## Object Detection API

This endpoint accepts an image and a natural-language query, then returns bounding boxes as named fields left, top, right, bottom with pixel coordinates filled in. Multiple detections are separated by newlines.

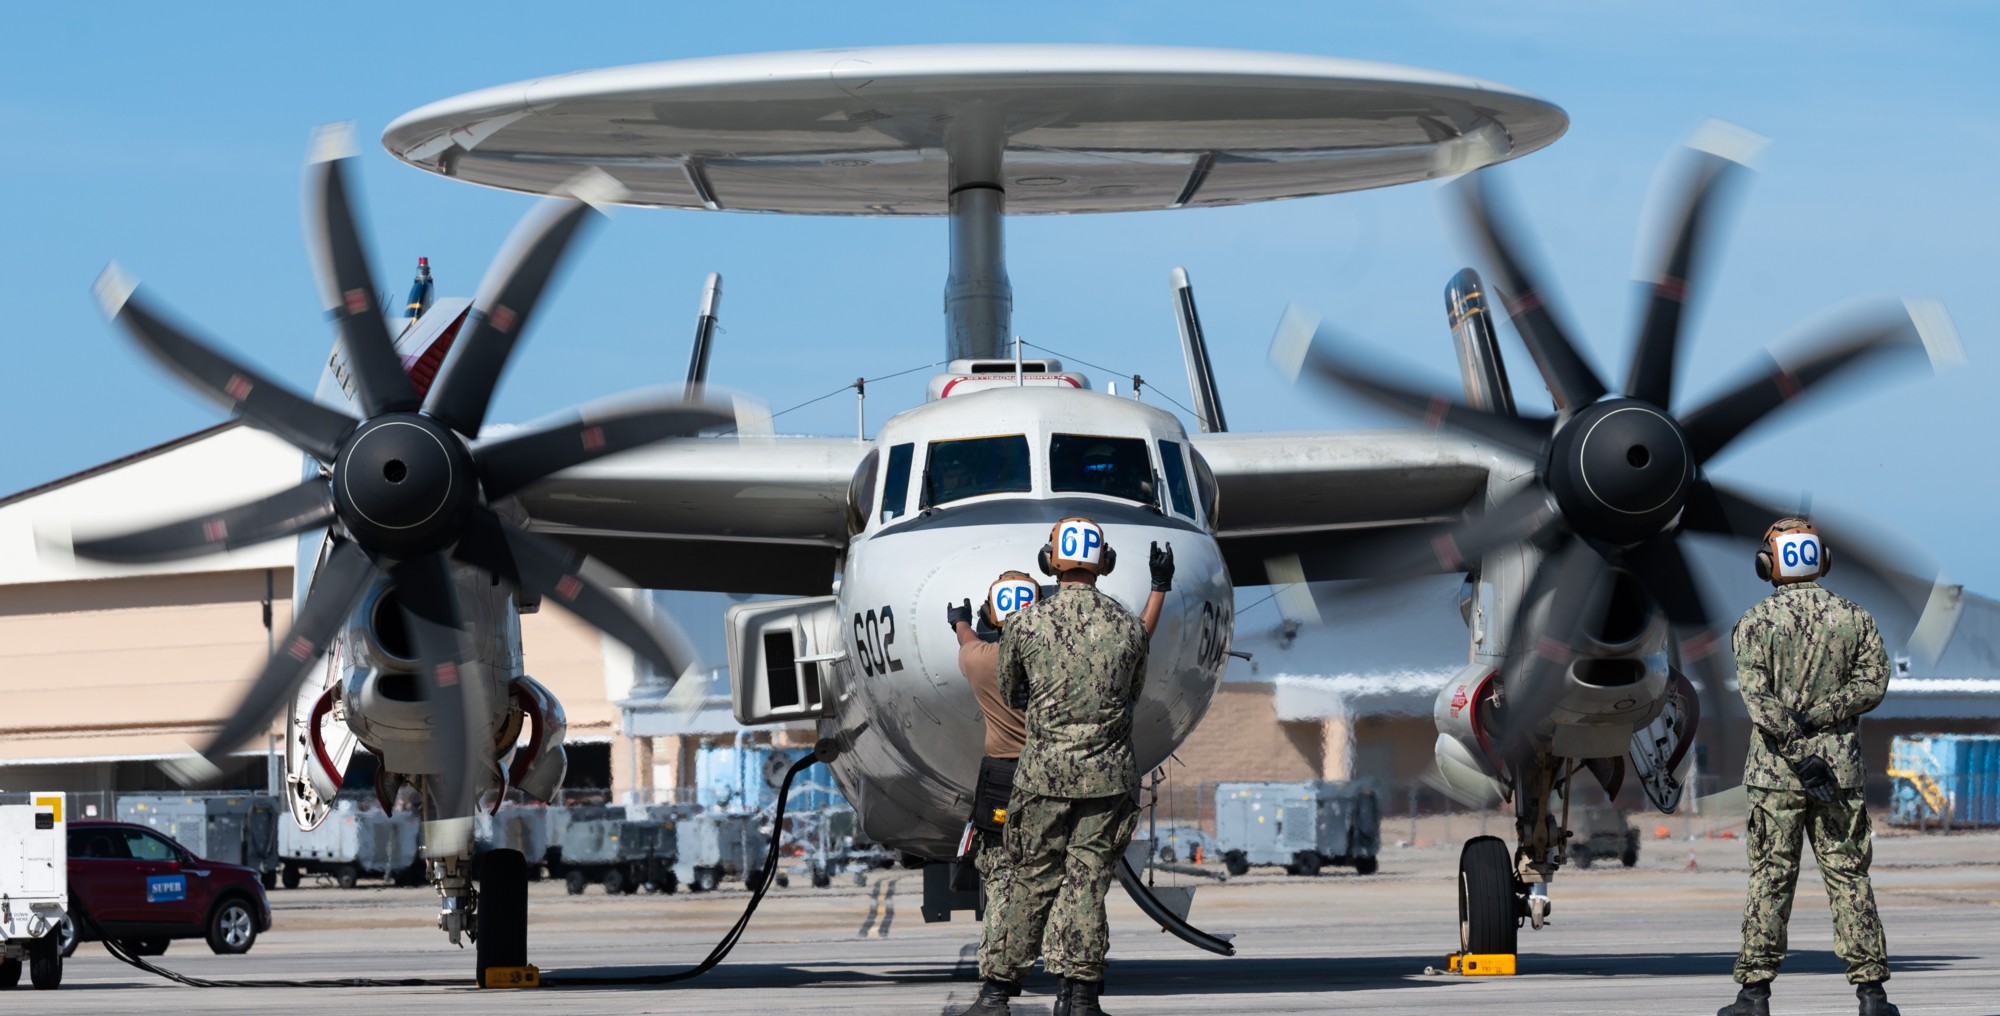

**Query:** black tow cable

left=91, top=752, right=823, bottom=989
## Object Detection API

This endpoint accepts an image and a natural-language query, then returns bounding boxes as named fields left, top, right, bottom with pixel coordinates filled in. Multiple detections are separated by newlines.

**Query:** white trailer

left=277, top=802, right=421, bottom=888
left=1, top=791, right=67, bottom=990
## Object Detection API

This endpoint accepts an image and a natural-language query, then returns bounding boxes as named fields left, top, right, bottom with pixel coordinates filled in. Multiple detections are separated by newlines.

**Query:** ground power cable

left=85, top=751, right=824, bottom=989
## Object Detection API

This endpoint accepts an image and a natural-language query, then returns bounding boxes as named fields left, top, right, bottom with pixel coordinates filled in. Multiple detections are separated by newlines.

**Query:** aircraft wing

left=1191, top=429, right=1521, bottom=585
left=511, top=436, right=866, bottom=595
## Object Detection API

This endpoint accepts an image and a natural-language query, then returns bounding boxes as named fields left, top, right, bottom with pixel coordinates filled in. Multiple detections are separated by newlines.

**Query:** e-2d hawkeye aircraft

left=63, top=46, right=1958, bottom=976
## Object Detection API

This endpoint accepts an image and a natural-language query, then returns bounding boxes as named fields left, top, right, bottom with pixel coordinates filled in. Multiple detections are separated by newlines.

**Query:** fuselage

left=822, top=384, right=1232, bottom=856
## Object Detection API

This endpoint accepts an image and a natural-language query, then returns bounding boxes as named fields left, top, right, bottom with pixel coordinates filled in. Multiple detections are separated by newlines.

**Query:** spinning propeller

left=1274, top=122, right=1961, bottom=761
left=78, top=124, right=731, bottom=834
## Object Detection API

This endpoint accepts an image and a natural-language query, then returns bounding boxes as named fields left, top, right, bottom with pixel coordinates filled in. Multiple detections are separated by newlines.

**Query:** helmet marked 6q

left=1756, top=517, right=1831, bottom=585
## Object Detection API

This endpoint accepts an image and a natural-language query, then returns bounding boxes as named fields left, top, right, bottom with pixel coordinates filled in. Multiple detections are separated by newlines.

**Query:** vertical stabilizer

left=686, top=272, right=722, bottom=397
left=1171, top=268, right=1228, bottom=432
left=1445, top=268, right=1516, bottom=415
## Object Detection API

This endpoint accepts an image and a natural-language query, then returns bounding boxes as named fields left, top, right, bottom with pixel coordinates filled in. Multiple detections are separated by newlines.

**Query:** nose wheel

left=1457, top=835, right=1521, bottom=956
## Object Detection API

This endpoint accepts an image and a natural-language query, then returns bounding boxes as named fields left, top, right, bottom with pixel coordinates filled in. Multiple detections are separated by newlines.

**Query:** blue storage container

left=1889, top=735, right=2000, bottom=827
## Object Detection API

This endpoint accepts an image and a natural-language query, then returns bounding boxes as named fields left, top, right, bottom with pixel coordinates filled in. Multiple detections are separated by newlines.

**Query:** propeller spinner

left=79, top=123, right=731, bottom=843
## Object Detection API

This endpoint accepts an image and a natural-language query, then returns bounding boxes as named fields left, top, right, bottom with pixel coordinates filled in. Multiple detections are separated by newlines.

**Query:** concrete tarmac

left=20, top=828, right=1999, bottom=1015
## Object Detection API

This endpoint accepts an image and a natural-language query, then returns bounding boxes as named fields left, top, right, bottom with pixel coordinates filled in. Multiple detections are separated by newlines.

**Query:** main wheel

left=281, top=865, right=302, bottom=890
left=1, top=956, right=20, bottom=988
left=207, top=897, right=258, bottom=955
left=476, top=848, right=529, bottom=985
left=1458, top=836, right=1519, bottom=956
left=28, top=933, right=61, bottom=990
left=564, top=870, right=589, bottom=895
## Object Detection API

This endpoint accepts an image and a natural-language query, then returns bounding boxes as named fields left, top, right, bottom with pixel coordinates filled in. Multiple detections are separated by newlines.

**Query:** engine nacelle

left=1431, top=663, right=1506, bottom=807
left=338, top=571, right=519, bottom=778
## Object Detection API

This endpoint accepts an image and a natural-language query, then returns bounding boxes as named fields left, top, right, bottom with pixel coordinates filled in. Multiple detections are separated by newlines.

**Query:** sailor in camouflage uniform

left=1720, top=519, right=1898, bottom=1016
left=951, top=517, right=1150, bottom=1016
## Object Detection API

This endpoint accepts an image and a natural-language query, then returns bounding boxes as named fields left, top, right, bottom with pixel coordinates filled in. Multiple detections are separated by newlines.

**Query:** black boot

left=1051, top=978, right=1072, bottom=1016
left=948, top=979, right=1017, bottom=1016
left=1717, top=980, right=1771, bottom=1016
left=1065, top=977, right=1110, bottom=1016
left=1857, top=980, right=1900, bottom=1016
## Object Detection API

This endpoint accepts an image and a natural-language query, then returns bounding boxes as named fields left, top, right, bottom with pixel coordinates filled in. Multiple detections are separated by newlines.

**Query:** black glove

left=1149, top=540, right=1175, bottom=593
left=1783, top=705, right=1818, bottom=740
left=1794, top=754, right=1839, bottom=804
left=946, top=598, right=973, bottom=632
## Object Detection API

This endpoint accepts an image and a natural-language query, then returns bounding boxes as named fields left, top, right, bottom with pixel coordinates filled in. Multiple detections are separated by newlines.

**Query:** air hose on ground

left=89, top=751, right=824, bottom=989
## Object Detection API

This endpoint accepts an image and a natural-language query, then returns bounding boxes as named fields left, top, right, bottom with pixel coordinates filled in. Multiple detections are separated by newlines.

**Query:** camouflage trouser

left=980, top=789, right=1139, bottom=983
left=1735, top=785, right=1890, bottom=985
left=973, top=827, right=1032, bottom=982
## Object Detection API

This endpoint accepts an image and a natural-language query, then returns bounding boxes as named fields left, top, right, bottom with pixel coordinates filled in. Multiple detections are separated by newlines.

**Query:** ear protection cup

left=1755, top=549, right=1774, bottom=583
left=1098, top=545, right=1117, bottom=576
left=1037, top=543, right=1057, bottom=577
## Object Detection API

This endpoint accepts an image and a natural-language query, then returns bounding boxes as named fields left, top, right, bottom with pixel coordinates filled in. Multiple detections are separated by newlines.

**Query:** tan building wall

left=0, top=564, right=639, bottom=798
left=0, top=568, right=292, bottom=764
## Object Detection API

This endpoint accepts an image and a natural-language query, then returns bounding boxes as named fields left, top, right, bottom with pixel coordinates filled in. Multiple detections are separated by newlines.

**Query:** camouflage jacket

left=1732, top=581, right=1889, bottom=790
left=997, top=583, right=1149, bottom=799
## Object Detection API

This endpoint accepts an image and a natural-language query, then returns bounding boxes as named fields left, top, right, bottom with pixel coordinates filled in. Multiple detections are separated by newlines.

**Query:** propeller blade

left=1325, top=486, right=1563, bottom=583
left=425, top=196, right=603, bottom=438
left=1495, top=537, right=1615, bottom=760
left=1679, top=299, right=1961, bottom=464
left=1625, top=534, right=1740, bottom=763
left=473, top=401, right=737, bottom=501
left=1454, top=172, right=1608, bottom=411
left=73, top=478, right=334, bottom=564
left=387, top=553, right=481, bottom=837
left=92, top=267, right=358, bottom=463
left=1625, top=123, right=1763, bottom=409
left=453, top=509, right=700, bottom=681
left=305, top=124, right=420, bottom=417
left=197, top=539, right=377, bottom=766
left=1683, top=480, right=1960, bottom=664
left=1271, top=308, right=1552, bottom=458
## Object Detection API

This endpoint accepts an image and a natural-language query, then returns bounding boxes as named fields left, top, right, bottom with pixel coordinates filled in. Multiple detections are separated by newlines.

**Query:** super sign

left=1058, top=522, right=1103, bottom=563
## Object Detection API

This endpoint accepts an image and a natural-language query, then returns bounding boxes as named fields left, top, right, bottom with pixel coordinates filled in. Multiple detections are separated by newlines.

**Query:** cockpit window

left=1050, top=434, right=1156, bottom=506
left=1158, top=440, right=1195, bottom=519
left=923, top=435, right=1031, bottom=507
left=880, top=443, right=913, bottom=522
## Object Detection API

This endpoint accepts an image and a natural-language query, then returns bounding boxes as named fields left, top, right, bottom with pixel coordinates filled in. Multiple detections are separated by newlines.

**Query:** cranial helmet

left=985, top=571, right=1040, bottom=627
left=1755, top=517, right=1831, bottom=586
left=1038, top=516, right=1116, bottom=577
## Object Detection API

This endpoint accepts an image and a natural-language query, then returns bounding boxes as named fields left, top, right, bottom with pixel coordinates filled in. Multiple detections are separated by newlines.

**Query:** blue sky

left=3, top=3, right=1995, bottom=590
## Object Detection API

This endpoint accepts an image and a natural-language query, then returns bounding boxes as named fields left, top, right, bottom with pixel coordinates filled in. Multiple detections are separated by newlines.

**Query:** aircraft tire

left=1458, top=835, right=1518, bottom=956
left=475, top=849, right=530, bottom=983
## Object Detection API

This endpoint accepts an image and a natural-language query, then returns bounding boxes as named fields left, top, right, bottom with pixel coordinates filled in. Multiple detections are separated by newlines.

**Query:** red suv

left=60, top=821, right=271, bottom=957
